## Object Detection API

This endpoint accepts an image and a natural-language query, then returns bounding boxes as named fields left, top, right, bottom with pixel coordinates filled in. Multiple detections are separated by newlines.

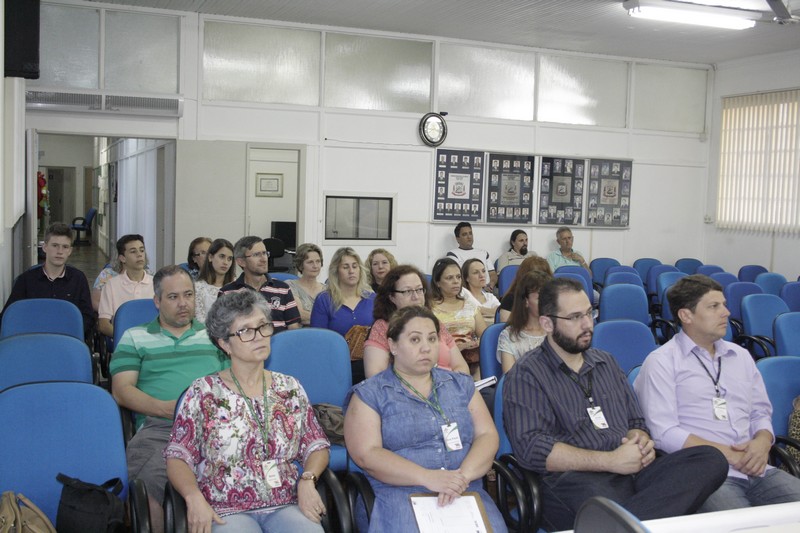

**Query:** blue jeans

left=699, top=468, right=800, bottom=512
left=211, top=505, right=323, bottom=533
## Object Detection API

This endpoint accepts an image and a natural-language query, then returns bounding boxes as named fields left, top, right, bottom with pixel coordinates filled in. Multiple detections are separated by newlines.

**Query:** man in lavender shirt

left=635, top=274, right=800, bottom=512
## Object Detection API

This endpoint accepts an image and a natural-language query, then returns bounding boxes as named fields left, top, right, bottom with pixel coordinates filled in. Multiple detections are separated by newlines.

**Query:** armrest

left=345, top=471, right=375, bottom=526
left=651, top=317, right=678, bottom=344
left=492, top=459, right=529, bottom=531
left=497, top=453, right=542, bottom=530
left=318, top=468, right=353, bottom=533
left=163, top=481, right=187, bottom=533
left=773, top=436, right=800, bottom=478
left=120, top=406, right=137, bottom=447
left=733, top=334, right=772, bottom=359
left=128, top=478, right=151, bottom=533
left=71, top=216, right=86, bottom=225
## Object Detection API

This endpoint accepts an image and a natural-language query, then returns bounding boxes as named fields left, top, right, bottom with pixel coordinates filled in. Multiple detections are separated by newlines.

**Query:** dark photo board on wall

left=538, top=156, right=585, bottom=226
left=586, top=158, right=632, bottom=228
left=433, top=149, right=485, bottom=221
left=486, top=152, right=535, bottom=224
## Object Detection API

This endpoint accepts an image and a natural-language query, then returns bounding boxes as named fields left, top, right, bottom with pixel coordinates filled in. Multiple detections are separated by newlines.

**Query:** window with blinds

left=717, top=89, right=800, bottom=233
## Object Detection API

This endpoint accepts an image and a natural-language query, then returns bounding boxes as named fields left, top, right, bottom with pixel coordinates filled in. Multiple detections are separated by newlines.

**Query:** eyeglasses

left=226, top=323, right=274, bottom=342
left=244, top=251, right=270, bottom=259
left=393, top=287, right=426, bottom=297
left=547, top=309, right=595, bottom=323
left=192, top=251, right=208, bottom=258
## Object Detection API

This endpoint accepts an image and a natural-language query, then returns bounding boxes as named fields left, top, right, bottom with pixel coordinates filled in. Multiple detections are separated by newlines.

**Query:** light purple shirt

left=634, top=330, right=774, bottom=479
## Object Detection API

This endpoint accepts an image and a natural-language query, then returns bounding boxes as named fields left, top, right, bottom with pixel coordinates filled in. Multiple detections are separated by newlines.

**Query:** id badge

left=262, top=459, right=282, bottom=488
left=441, top=422, right=463, bottom=451
left=712, top=397, right=729, bottom=421
left=587, top=406, right=609, bottom=429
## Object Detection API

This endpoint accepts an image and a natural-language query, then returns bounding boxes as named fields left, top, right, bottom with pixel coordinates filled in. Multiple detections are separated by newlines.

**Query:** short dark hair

left=153, top=265, right=194, bottom=300
left=667, top=274, right=723, bottom=327
left=454, top=221, right=472, bottom=238
left=233, top=236, right=263, bottom=259
left=373, top=265, right=431, bottom=321
left=430, top=257, right=462, bottom=302
left=538, top=277, right=584, bottom=321
left=386, top=305, right=440, bottom=343
left=116, top=234, right=145, bottom=256
left=44, top=222, right=73, bottom=243
left=509, top=229, right=526, bottom=250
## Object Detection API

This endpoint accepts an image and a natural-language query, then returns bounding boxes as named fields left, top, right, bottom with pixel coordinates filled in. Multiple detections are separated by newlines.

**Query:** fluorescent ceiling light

left=623, top=0, right=759, bottom=30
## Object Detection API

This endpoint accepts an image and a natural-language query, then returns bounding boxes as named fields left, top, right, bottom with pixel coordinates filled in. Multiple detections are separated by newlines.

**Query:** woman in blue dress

left=344, top=305, right=507, bottom=532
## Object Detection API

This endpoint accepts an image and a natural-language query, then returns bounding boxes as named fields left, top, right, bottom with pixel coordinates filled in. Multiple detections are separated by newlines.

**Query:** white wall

left=704, top=50, right=800, bottom=279
left=38, top=134, right=93, bottom=220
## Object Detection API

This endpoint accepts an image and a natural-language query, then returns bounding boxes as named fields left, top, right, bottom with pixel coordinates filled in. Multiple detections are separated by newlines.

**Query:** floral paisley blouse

left=164, top=371, right=330, bottom=516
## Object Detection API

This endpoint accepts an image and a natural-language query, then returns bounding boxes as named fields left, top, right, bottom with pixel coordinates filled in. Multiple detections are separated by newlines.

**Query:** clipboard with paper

left=409, top=491, right=493, bottom=533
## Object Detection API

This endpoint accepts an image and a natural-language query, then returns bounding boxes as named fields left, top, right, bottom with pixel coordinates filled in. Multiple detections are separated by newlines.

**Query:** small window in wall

left=325, top=196, right=393, bottom=240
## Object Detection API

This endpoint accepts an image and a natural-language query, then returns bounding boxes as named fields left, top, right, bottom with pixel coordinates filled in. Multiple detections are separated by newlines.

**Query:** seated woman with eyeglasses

left=186, top=237, right=212, bottom=279
left=165, top=289, right=330, bottom=533
left=363, top=265, right=469, bottom=379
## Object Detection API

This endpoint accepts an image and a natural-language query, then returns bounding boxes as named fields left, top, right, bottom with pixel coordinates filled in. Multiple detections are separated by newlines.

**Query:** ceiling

left=87, top=0, right=800, bottom=64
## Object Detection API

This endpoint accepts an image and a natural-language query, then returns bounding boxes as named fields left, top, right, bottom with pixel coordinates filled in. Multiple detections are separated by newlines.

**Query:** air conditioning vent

left=25, top=90, right=183, bottom=118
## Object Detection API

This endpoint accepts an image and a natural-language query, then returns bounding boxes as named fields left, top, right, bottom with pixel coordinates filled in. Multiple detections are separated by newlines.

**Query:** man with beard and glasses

left=496, top=229, right=537, bottom=274
left=503, top=277, right=728, bottom=531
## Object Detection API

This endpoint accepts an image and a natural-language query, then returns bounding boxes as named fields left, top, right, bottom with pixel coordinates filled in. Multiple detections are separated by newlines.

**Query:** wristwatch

left=300, top=471, right=318, bottom=485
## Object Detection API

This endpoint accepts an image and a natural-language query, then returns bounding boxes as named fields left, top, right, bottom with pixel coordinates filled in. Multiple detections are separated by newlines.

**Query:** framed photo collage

left=433, top=149, right=632, bottom=229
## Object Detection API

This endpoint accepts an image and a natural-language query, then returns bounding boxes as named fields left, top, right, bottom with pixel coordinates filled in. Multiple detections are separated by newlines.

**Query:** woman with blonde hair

left=365, top=249, right=397, bottom=292
left=286, top=243, right=325, bottom=326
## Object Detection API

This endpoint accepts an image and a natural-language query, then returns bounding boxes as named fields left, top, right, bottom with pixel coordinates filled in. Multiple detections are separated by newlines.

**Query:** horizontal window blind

left=717, top=89, right=800, bottom=233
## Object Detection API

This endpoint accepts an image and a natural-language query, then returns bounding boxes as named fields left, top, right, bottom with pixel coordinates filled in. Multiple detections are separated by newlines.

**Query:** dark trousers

left=539, top=445, right=728, bottom=531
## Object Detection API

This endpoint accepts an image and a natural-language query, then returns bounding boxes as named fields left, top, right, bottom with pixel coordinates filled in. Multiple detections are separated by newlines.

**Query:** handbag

left=55, top=474, right=125, bottom=533
left=0, top=491, right=56, bottom=533
left=345, top=325, right=371, bottom=361
left=787, top=396, right=800, bottom=466
left=313, top=403, right=345, bottom=445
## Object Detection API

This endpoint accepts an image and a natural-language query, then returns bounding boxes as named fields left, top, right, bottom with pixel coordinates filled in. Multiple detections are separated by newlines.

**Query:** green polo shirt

left=109, top=317, right=229, bottom=426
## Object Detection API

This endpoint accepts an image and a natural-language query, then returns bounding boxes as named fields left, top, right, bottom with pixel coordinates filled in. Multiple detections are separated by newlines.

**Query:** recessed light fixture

left=623, top=0, right=759, bottom=30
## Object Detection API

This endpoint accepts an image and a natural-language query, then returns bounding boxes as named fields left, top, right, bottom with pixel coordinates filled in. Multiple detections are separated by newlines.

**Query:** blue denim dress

left=345, top=367, right=507, bottom=532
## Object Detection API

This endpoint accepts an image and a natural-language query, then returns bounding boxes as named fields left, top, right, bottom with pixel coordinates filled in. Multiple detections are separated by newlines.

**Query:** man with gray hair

left=110, top=265, right=228, bottom=532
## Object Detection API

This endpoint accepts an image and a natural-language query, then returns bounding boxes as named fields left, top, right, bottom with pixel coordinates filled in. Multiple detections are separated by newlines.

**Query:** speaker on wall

left=5, top=0, right=40, bottom=79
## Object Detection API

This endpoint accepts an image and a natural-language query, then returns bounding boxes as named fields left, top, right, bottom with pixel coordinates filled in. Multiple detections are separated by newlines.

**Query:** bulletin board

left=433, top=149, right=485, bottom=221
left=537, top=157, right=585, bottom=226
left=485, top=152, right=535, bottom=224
left=586, top=158, right=632, bottom=228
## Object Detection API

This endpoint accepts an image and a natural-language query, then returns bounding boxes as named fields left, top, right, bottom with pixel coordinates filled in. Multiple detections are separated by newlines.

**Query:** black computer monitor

left=271, top=221, right=297, bottom=250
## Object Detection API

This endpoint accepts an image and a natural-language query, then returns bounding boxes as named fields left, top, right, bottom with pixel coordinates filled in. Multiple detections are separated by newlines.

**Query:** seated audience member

left=546, top=227, right=591, bottom=274
left=311, top=247, right=375, bottom=338
left=285, top=243, right=326, bottom=326
left=186, top=237, right=212, bottom=279
left=497, top=270, right=551, bottom=373
left=363, top=265, right=469, bottom=378
left=92, top=254, right=123, bottom=311
left=98, top=234, right=154, bottom=338
left=462, top=258, right=500, bottom=324
left=0, top=222, right=94, bottom=338
left=503, top=277, right=728, bottom=531
left=110, top=265, right=228, bottom=532
left=498, top=256, right=552, bottom=322
left=431, top=258, right=487, bottom=378
left=344, top=306, right=508, bottom=533
left=194, top=238, right=235, bottom=322
left=496, top=229, right=537, bottom=273
left=366, top=248, right=398, bottom=293
left=635, top=274, right=800, bottom=512
left=165, top=289, right=330, bottom=533
left=446, top=221, right=497, bottom=290
left=220, top=236, right=301, bottom=333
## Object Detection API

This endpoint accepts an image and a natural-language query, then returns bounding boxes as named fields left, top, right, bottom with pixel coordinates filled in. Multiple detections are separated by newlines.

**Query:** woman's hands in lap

left=185, top=492, right=225, bottom=533
left=423, top=468, right=469, bottom=506
left=298, top=480, right=326, bottom=523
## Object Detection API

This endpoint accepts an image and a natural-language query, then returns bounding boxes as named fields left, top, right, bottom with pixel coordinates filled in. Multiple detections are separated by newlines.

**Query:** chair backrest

left=675, top=258, right=702, bottom=275
left=270, top=272, right=299, bottom=282
left=479, top=322, right=505, bottom=381
left=598, top=284, right=650, bottom=325
left=657, top=271, right=687, bottom=303
left=755, top=272, right=787, bottom=296
left=773, top=312, right=800, bottom=357
left=710, top=272, right=739, bottom=291
left=267, top=327, right=352, bottom=406
left=0, top=299, right=85, bottom=340
left=646, top=265, right=679, bottom=298
left=592, top=320, right=657, bottom=374
left=627, top=366, right=641, bottom=389
left=632, top=258, right=661, bottom=284
left=84, top=207, right=98, bottom=225
left=112, top=298, right=159, bottom=351
left=606, top=265, right=640, bottom=279
left=723, top=282, right=763, bottom=323
left=738, top=264, right=768, bottom=283
left=696, top=264, right=724, bottom=276
left=574, top=496, right=650, bottom=533
left=756, top=356, right=800, bottom=438
left=741, top=293, right=789, bottom=357
left=590, top=258, right=620, bottom=288
left=555, top=266, right=593, bottom=302
left=0, top=382, right=129, bottom=523
left=493, top=375, right=514, bottom=456
left=497, top=265, right=518, bottom=297
left=0, top=334, right=93, bottom=391
left=780, top=282, right=800, bottom=313
left=604, top=271, right=644, bottom=290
